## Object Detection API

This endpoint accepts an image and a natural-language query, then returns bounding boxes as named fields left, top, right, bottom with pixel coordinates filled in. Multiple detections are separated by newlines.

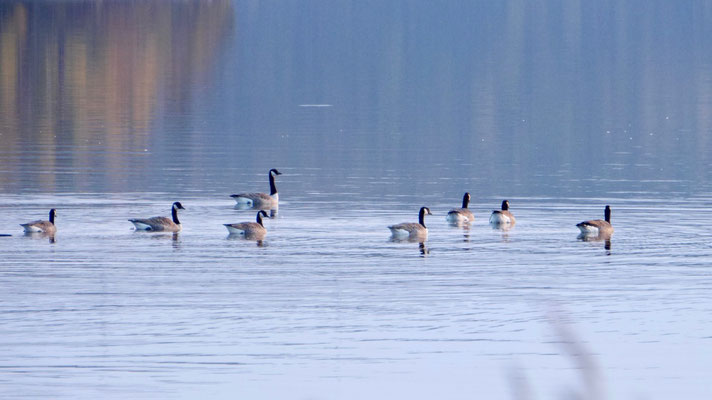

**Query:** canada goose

left=20, top=209, right=57, bottom=234
left=129, top=202, right=185, bottom=232
left=446, top=192, right=475, bottom=223
left=230, top=169, right=282, bottom=207
left=489, top=200, right=515, bottom=225
left=577, top=205, right=614, bottom=236
left=224, top=210, right=269, bottom=238
left=389, top=207, right=433, bottom=239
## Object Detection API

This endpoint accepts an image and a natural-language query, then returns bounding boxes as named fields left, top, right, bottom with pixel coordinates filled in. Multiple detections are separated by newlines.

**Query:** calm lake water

left=1, top=1, right=712, bottom=399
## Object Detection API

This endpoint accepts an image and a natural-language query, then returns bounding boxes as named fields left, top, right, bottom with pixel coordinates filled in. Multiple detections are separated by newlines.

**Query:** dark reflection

left=133, top=230, right=180, bottom=241
left=0, top=234, right=12, bottom=237
left=577, top=233, right=613, bottom=254
left=449, top=222, right=471, bottom=242
left=226, top=233, right=267, bottom=247
left=490, top=222, right=514, bottom=232
left=23, top=232, right=55, bottom=243
left=419, top=242, right=429, bottom=257
left=447, top=219, right=472, bottom=228
left=494, top=231, right=511, bottom=243
left=389, top=236, right=429, bottom=256
left=233, top=203, right=279, bottom=218
left=227, top=231, right=266, bottom=241
left=389, top=236, right=426, bottom=244
left=460, top=224, right=471, bottom=243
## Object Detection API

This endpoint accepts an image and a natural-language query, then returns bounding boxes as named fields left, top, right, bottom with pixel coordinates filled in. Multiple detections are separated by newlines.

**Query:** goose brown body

left=224, top=210, right=268, bottom=239
left=577, top=205, right=614, bottom=236
left=230, top=169, right=282, bottom=207
left=489, top=200, right=515, bottom=225
left=129, top=202, right=185, bottom=232
left=447, top=192, right=474, bottom=223
left=21, top=209, right=57, bottom=234
left=389, top=207, right=433, bottom=239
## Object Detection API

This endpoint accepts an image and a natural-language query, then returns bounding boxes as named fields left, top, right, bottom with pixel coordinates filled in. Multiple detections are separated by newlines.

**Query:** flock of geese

left=10, top=168, right=615, bottom=242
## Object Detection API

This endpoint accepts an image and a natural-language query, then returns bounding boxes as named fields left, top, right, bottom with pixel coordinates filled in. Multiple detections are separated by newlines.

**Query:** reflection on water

left=455, top=224, right=471, bottom=243
left=1, top=1, right=711, bottom=197
left=490, top=222, right=515, bottom=232
left=227, top=233, right=267, bottom=247
left=418, top=241, right=429, bottom=256
left=233, top=203, right=279, bottom=216
left=0, top=1, right=234, bottom=192
left=2, top=196, right=712, bottom=399
left=22, top=231, right=55, bottom=243
left=578, top=232, right=613, bottom=253
left=2, top=1, right=712, bottom=399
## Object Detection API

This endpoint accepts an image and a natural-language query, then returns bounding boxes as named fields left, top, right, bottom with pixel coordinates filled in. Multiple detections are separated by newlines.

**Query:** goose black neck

left=172, top=205, right=181, bottom=224
left=269, top=171, right=278, bottom=195
left=604, top=205, right=611, bottom=223
left=501, top=200, right=509, bottom=211
left=256, top=211, right=266, bottom=227
left=49, top=209, right=55, bottom=224
left=419, top=207, right=427, bottom=228
left=462, top=193, right=470, bottom=209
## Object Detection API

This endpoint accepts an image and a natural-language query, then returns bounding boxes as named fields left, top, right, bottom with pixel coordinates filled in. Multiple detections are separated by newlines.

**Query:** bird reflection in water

left=23, top=232, right=56, bottom=244
left=227, top=232, right=267, bottom=247
left=133, top=231, right=181, bottom=250
left=448, top=219, right=471, bottom=243
left=460, top=224, right=471, bottom=243
left=389, top=236, right=429, bottom=256
left=577, top=232, right=612, bottom=254
left=490, top=222, right=514, bottom=232
left=491, top=228, right=511, bottom=243
left=419, top=242, right=429, bottom=256
left=233, top=203, right=278, bottom=218
left=153, top=232, right=181, bottom=249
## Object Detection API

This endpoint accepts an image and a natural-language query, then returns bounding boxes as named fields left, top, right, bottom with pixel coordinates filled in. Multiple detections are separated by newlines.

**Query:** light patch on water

left=2, top=196, right=712, bottom=399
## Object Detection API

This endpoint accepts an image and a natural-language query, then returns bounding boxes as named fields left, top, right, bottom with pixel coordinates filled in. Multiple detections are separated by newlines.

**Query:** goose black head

left=462, top=193, right=471, bottom=208
left=256, top=210, right=269, bottom=226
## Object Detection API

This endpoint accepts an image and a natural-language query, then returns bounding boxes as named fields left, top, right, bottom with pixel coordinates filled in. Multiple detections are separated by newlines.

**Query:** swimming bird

left=129, top=202, right=185, bottom=232
left=389, top=207, right=433, bottom=239
left=577, top=205, right=614, bottom=236
left=224, top=210, right=269, bottom=239
left=489, top=200, right=515, bottom=226
left=20, top=209, right=57, bottom=234
left=230, top=169, right=282, bottom=208
left=446, top=192, right=475, bottom=224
